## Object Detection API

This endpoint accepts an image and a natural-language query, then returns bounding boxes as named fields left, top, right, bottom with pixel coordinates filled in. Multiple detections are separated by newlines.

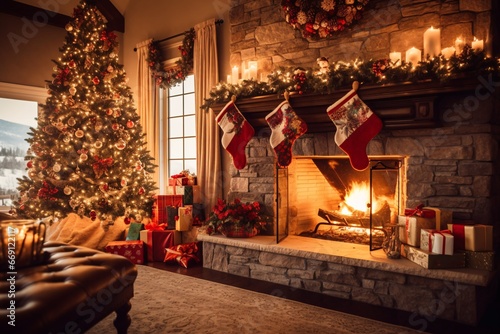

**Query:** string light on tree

left=14, top=0, right=158, bottom=225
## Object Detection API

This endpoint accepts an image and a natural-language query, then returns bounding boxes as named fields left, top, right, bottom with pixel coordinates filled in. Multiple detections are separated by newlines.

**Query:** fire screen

left=278, top=156, right=405, bottom=249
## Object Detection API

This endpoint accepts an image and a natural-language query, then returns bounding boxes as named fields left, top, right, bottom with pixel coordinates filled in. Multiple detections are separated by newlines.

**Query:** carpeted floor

left=87, top=265, right=422, bottom=334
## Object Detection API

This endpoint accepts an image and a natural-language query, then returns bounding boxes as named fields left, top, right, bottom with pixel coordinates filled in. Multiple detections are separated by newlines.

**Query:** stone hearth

left=199, top=233, right=497, bottom=328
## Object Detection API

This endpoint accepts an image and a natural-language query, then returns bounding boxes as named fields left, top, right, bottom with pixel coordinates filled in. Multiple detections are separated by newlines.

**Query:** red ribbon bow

left=92, top=156, right=114, bottom=178
left=404, top=204, right=436, bottom=218
left=145, top=221, right=165, bottom=231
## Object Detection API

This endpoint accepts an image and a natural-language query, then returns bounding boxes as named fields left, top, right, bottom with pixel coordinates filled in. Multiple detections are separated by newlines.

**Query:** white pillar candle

left=471, top=37, right=484, bottom=51
left=248, top=61, right=258, bottom=80
left=454, top=37, right=465, bottom=54
left=423, top=26, right=441, bottom=58
left=405, top=47, right=422, bottom=67
left=231, top=66, right=239, bottom=85
left=389, top=51, right=401, bottom=66
left=441, top=46, right=456, bottom=59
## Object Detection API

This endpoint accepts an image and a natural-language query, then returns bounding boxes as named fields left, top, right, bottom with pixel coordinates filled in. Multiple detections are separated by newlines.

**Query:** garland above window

left=281, top=0, right=370, bottom=39
left=201, top=45, right=500, bottom=110
left=147, top=28, right=195, bottom=89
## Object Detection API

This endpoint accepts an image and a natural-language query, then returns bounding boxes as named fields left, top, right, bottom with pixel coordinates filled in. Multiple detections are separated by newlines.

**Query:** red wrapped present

left=398, top=206, right=452, bottom=247
left=105, top=240, right=145, bottom=264
left=139, top=229, right=181, bottom=262
left=447, top=224, right=493, bottom=251
left=420, top=229, right=454, bottom=255
left=152, top=195, right=183, bottom=224
left=164, top=242, right=201, bottom=268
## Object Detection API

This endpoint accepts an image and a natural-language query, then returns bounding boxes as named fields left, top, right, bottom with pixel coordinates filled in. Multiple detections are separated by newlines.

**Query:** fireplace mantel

left=211, top=76, right=480, bottom=132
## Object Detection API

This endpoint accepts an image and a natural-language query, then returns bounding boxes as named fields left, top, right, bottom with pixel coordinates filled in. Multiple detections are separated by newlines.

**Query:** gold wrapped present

left=401, top=244, right=465, bottom=269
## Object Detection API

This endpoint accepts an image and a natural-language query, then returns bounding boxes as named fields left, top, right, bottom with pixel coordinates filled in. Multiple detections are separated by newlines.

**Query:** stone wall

left=201, top=237, right=493, bottom=325
left=229, top=0, right=493, bottom=76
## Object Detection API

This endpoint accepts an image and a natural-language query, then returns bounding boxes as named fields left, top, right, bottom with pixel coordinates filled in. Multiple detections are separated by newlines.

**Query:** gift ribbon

left=144, top=221, right=165, bottom=231
left=404, top=204, right=436, bottom=219
left=426, top=229, right=452, bottom=254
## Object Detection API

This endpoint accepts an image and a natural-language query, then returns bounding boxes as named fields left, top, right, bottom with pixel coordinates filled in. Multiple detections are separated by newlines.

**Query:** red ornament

left=126, top=120, right=134, bottom=128
left=92, top=76, right=100, bottom=85
left=124, top=217, right=131, bottom=225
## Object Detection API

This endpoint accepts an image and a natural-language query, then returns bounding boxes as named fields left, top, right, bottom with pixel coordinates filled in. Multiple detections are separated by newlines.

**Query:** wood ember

left=300, top=226, right=387, bottom=247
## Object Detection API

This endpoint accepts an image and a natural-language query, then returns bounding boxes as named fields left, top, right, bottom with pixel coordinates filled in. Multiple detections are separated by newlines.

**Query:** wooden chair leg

left=113, top=301, right=132, bottom=334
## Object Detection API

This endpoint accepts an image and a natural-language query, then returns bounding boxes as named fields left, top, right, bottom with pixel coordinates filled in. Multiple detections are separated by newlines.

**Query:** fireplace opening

left=282, top=156, right=406, bottom=248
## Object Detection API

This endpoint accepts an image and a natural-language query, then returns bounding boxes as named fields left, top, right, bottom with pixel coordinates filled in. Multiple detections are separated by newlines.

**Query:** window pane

left=184, top=75, right=194, bottom=93
left=184, top=160, right=196, bottom=174
left=169, top=117, right=183, bottom=138
left=168, top=96, right=183, bottom=117
left=184, top=115, right=195, bottom=137
left=184, top=137, right=196, bottom=159
left=169, top=138, right=183, bottom=159
left=169, top=83, right=182, bottom=96
left=184, top=93, right=195, bottom=115
left=169, top=160, right=184, bottom=177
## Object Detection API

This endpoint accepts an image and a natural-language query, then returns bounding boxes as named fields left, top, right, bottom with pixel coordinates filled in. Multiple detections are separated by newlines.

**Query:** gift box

left=176, top=206, right=193, bottom=231
left=401, top=244, right=465, bottom=269
left=447, top=224, right=493, bottom=251
left=420, top=229, right=454, bottom=255
left=105, top=240, right=145, bottom=264
left=152, top=195, right=183, bottom=225
left=140, top=230, right=182, bottom=262
left=166, top=206, right=178, bottom=230
left=398, top=206, right=452, bottom=247
left=125, top=222, right=144, bottom=240
left=462, top=250, right=495, bottom=271
left=182, top=185, right=201, bottom=205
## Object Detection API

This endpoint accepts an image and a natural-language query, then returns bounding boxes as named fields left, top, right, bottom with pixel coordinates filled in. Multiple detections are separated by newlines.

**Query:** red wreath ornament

left=281, top=0, right=370, bottom=39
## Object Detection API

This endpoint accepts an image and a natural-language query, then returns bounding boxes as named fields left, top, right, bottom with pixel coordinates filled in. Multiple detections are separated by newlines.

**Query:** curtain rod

left=134, top=19, right=223, bottom=52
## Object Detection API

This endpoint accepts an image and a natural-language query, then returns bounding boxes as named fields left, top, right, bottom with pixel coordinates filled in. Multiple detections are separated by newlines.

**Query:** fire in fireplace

left=283, top=156, right=406, bottom=249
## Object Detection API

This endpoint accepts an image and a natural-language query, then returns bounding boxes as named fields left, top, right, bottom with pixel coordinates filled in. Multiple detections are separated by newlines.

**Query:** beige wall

left=0, top=0, right=232, bottom=97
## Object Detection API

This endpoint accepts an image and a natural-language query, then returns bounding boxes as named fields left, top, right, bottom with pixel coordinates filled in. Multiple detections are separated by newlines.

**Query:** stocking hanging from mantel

left=216, top=99, right=255, bottom=170
left=266, top=97, right=308, bottom=168
left=326, top=82, right=382, bottom=171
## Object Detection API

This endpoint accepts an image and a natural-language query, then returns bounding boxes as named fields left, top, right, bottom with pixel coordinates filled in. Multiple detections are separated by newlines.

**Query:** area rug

left=87, top=265, right=421, bottom=334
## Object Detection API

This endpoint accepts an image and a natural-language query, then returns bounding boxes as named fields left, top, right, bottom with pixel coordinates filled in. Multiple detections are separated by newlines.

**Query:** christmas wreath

left=281, top=0, right=370, bottom=39
left=147, top=28, right=195, bottom=89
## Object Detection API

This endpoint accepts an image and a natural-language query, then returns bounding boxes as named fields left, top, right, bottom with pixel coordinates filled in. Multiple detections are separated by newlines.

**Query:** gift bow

left=404, top=204, right=436, bottom=218
left=144, top=221, right=165, bottom=231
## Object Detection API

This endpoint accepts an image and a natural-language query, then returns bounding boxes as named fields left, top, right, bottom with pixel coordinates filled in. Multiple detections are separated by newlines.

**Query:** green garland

left=147, top=28, right=195, bottom=89
left=201, top=45, right=500, bottom=110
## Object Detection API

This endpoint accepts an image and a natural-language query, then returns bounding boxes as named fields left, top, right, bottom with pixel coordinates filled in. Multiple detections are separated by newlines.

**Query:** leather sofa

left=0, top=241, right=137, bottom=333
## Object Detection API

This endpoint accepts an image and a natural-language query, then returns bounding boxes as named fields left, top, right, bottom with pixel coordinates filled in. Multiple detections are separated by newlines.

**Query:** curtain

left=136, top=39, right=160, bottom=186
left=194, top=19, right=221, bottom=216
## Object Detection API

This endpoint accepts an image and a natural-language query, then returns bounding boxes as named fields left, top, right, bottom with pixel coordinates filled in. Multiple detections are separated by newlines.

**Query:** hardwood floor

left=148, top=261, right=500, bottom=334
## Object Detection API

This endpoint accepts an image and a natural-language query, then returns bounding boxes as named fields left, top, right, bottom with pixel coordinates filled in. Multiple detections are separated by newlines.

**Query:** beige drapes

left=136, top=38, right=160, bottom=186
left=194, top=19, right=222, bottom=215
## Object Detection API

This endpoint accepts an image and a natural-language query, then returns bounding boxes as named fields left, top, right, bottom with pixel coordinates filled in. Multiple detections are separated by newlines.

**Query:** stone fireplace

left=200, top=0, right=499, bottom=328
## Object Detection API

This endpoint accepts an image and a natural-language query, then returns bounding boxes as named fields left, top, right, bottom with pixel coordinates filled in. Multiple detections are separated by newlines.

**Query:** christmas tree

left=15, top=0, right=157, bottom=225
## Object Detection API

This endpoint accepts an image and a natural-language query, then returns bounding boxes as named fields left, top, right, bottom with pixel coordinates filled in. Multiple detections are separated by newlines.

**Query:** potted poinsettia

left=205, top=198, right=266, bottom=237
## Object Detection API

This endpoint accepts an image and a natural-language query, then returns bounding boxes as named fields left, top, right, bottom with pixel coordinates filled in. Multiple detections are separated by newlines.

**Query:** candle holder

left=0, top=220, right=47, bottom=269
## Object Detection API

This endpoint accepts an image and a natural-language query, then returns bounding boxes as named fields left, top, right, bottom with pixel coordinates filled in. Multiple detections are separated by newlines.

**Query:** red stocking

left=326, top=88, right=382, bottom=171
left=266, top=100, right=308, bottom=167
left=216, top=100, right=255, bottom=170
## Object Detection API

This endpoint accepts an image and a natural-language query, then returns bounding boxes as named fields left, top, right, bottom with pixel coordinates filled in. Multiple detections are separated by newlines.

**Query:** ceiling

left=1, top=0, right=129, bottom=32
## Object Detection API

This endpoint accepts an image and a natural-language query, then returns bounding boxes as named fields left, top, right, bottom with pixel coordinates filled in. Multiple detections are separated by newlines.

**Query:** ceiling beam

left=0, top=0, right=125, bottom=33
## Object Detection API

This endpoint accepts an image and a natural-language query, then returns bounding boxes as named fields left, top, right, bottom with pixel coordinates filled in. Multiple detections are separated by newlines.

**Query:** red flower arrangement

left=281, top=0, right=370, bottom=39
left=205, top=198, right=266, bottom=236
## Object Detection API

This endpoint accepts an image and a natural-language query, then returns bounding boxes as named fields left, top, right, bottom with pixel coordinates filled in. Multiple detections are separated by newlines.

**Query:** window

left=159, top=74, right=196, bottom=189
left=0, top=96, right=38, bottom=211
